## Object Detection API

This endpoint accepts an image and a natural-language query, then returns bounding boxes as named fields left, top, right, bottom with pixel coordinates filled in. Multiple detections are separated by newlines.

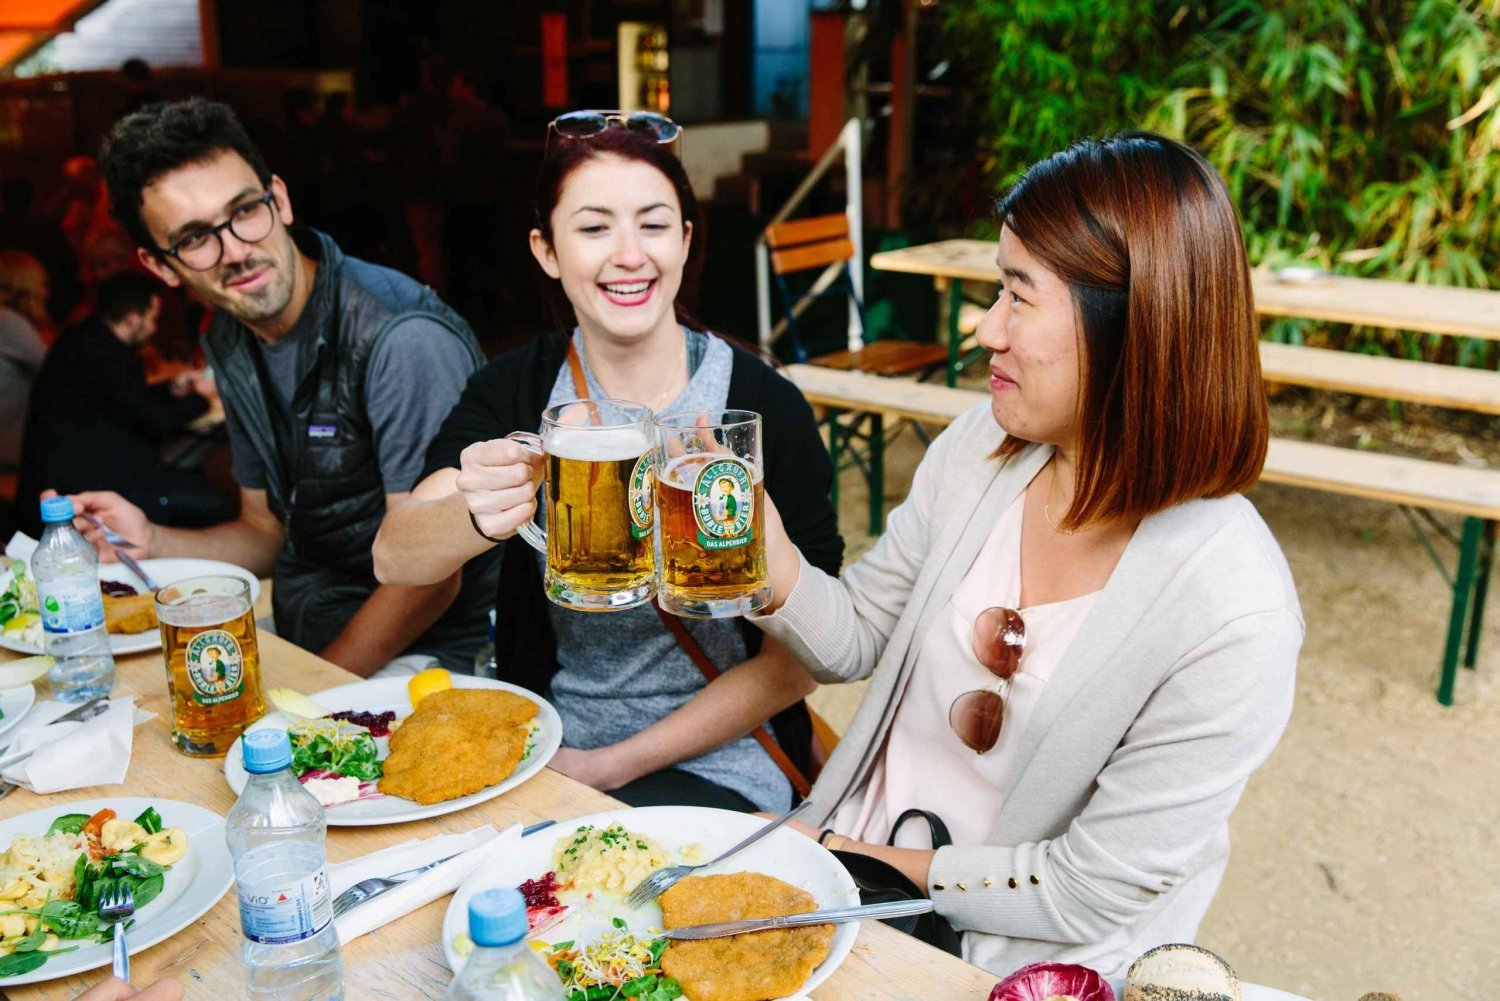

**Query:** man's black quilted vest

left=203, top=229, right=482, bottom=652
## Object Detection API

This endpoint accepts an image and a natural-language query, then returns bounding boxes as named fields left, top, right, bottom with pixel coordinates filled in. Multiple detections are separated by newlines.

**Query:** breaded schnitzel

left=659, top=872, right=833, bottom=1001
left=377, top=689, right=537, bottom=804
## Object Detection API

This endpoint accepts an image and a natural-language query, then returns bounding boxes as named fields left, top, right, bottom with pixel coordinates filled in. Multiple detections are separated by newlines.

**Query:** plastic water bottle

left=32, top=496, right=115, bottom=702
left=227, top=729, right=345, bottom=1000
left=445, top=889, right=563, bottom=1000
left=474, top=608, right=497, bottom=679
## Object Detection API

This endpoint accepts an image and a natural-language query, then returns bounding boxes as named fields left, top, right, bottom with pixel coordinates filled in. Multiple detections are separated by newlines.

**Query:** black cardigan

left=421, top=331, right=845, bottom=766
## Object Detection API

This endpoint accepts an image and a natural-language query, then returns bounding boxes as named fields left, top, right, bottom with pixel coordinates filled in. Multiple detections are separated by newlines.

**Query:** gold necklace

left=589, top=333, right=686, bottom=409
left=1043, top=464, right=1076, bottom=536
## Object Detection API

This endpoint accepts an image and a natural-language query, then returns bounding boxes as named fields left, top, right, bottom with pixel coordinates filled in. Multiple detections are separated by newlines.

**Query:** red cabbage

left=989, top=962, right=1116, bottom=1001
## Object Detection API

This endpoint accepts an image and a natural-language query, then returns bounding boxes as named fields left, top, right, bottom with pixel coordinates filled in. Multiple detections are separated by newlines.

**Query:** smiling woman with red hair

left=751, top=133, right=1303, bottom=977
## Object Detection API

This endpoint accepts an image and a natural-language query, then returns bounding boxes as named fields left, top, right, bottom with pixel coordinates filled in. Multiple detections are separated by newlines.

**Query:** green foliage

left=942, top=0, right=1500, bottom=364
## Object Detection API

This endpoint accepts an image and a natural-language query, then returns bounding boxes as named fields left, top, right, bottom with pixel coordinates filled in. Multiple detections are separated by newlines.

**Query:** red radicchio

left=988, top=962, right=1116, bottom=1001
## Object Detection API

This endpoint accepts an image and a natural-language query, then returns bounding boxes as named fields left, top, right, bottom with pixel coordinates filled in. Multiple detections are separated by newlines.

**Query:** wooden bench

left=783, top=363, right=1499, bottom=705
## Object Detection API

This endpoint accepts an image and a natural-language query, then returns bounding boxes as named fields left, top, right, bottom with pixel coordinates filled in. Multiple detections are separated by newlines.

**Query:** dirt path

left=808, top=426, right=1500, bottom=1001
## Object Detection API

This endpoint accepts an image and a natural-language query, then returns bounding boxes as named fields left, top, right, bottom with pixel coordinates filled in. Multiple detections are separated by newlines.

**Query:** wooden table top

left=0, top=635, right=998, bottom=1000
left=870, top=238, right=1500, bottom=340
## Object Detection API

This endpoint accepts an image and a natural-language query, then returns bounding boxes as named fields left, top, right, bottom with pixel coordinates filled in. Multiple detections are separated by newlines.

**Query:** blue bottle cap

left=468, top=888, right=529, bottom=948
left=39, top=497, right=75, bottom=524
left=242, top=729, right=293, bottom=774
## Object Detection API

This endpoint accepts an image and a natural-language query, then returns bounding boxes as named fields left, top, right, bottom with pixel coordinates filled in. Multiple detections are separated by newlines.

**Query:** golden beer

left=544, top=425, right=656, bottom=602
left=509, top=400, right=659, bottom=612
left=655, top=451, right=771, bottom=617
left=155, top=576, right=265, bottom=756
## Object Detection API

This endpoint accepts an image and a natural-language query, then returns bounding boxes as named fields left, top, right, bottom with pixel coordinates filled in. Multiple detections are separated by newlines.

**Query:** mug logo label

left=693, top=458, right=753, bottom=550
left=629, top=453, right=654, bottom=539
left=186, top=630, right=245, bottom=705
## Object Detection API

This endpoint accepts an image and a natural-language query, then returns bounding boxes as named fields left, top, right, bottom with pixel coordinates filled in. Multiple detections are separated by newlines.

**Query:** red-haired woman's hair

left=533, top=126, right=703, bottom=326
left=994, top=132, right=1268, bottom=530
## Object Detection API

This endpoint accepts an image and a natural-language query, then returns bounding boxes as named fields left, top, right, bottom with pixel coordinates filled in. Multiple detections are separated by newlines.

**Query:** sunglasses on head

left=545, top=110, right=682, bottom=155
left=949, top=606, right=1027, bottom=754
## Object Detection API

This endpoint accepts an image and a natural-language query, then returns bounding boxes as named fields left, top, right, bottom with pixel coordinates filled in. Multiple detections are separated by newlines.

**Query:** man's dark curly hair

left=99, top=98, right=273, bottom=256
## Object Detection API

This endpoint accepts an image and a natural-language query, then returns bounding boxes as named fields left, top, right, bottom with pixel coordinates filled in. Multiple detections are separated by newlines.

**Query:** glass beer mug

left=653, top=409, right=771, bottom=618
left=508, top=399, right=658, bottom=611
left=155, top=574, right=265, bottom=755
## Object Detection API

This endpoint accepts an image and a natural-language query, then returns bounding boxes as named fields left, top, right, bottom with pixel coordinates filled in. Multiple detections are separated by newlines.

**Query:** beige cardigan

left=753, top=402, right=1303, bottom=978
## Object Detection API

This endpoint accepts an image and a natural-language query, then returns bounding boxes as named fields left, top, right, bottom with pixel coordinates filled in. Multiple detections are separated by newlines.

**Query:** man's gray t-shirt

left=226, top=313, right=478, bottom=494
left=539, top=328, right=791, bottom=813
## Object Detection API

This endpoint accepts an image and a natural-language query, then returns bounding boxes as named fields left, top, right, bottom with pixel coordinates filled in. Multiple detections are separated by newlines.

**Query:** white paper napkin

left=5, top=531, right=38, bottom=561
left=329, top=822, right=522, bottom=945
left=0, top=697, right=154, bottom=793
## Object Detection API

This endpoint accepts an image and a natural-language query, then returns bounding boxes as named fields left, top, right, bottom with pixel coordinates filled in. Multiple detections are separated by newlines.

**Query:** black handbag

left=832, top=808, right=962, bottom=956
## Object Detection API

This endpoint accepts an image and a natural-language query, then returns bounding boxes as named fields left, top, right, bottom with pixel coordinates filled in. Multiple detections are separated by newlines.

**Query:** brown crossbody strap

left=566, top=340, right=812, bottom=799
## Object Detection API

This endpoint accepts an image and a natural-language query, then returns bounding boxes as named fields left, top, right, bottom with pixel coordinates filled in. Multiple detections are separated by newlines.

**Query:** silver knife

left=662, top=899, right=934, bottom=940
left=115, top=551, right=160, bottom=592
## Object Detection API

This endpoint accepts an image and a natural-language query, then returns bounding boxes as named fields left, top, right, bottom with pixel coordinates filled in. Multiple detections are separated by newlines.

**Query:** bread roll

left=1123, top=943, right=1242, bottom=1001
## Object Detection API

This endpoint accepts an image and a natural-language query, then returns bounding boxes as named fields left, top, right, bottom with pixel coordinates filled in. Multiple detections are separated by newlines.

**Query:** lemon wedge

left=0, top=654, right=53, bottom=689
left=267, top=688, right=331, bottom=721
left=407, top=667, right=452, bottom=709
left=2, top=612, right=39, bottom=637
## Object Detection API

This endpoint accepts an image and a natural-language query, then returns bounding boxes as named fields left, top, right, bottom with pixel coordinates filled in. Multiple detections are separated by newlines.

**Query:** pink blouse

left=833, top=493, right=1099, bottom=847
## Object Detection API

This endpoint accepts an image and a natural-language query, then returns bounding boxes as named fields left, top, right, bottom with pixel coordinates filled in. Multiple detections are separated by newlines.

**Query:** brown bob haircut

left=994, top=131, right=1268, bottom=531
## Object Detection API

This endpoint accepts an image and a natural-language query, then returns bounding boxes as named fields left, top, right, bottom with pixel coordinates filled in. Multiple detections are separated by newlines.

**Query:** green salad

left=0, top=805, right=186, bottom=978
left=289, top=718, right=383, bottom=781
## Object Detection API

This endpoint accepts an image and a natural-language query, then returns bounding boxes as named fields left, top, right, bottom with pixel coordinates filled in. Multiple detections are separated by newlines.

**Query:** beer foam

left=548, top=425, right=651, bottom=461
left=158, top=593, right=247, bottom=628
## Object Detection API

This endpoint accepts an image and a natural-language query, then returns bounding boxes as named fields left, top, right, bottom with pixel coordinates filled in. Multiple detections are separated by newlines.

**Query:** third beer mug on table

left=155, top=574, right=265, bottom=755
left=653, top=409, right=771, bottom=618
left=509, top=399, right=657, bottom=611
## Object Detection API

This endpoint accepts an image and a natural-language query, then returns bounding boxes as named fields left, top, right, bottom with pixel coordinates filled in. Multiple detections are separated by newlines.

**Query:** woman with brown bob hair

left=751, top=133, right=1303, bottom=976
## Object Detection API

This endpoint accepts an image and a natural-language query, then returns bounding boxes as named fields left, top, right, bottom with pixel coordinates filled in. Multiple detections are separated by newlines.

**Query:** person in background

left=66, top=98, right=495, bottom=678
left=0, top=177, right=80, bottom=323
left=0, top=250, right=51, bottom=475
left=747, top=134, right=1302, bottom=976
left=120, top=57, right=163, bottom=116
left=373, top=122, right=843, bottom=813
left=57, top=156, right=135, bottom=287
left=16, top=270, right=229, bottom=537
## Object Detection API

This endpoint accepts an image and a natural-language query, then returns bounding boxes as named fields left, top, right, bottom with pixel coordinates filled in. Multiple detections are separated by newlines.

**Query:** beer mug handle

left=504, top=431, right=548, bottom=555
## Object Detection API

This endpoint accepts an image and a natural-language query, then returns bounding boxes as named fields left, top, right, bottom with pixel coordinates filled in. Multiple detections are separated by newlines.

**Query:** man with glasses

left=61, top=98, right=494, bottom=678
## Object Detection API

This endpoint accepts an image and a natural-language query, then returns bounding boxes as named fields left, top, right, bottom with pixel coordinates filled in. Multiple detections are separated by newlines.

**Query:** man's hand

left=549, top=746, right=634, bottom=792
left=40, top=489, right=154, bottom=562
left=454, top=438, right=543, bottom=542
left=72, top=976, right=185, bottom=1001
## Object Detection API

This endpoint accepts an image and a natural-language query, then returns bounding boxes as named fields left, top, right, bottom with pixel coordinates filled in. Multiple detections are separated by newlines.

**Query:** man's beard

left=216, top=253, right=294, bottom=324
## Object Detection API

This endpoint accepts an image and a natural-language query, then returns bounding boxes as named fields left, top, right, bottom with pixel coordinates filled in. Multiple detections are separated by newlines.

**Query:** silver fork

left=625, top=800, right=812, bottom=909
left=330, top=851, right=464, bottom=918
left=99, top=883, right=135, bottom=982
left=78, top=512, right=141, bottom=550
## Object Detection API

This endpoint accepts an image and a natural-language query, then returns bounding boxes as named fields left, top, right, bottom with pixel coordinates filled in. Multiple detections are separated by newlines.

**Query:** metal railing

left=755, top=118, right=865, bottom=354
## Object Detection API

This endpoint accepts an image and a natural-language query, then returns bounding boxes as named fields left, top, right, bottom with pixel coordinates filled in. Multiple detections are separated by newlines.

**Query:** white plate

left=223, top=675, right=563, bottom=826
left=442, top=806, right=861, bottom=998
left=0, top=558, right=262, bottom=657
left=0, top=796, right=233, bottom=987
left=0, top=683, right=36, bottom=741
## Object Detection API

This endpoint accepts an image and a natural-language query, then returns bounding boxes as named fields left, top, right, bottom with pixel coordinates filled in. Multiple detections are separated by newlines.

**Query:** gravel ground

left=808, top=417, right=1500, bottom=1001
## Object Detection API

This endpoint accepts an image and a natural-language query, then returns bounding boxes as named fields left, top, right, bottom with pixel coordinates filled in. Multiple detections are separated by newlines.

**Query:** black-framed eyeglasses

left=545, top=110, right=682, bottom=156
left=157, top=192, right=278, bottom=271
